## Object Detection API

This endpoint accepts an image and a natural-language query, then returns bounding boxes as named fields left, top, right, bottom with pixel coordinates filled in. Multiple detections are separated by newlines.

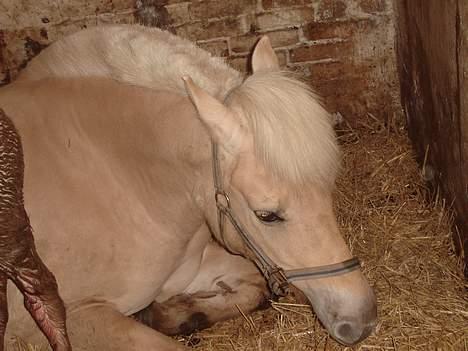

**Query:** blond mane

left=227, top=71, right=340, bottom=188
left=19, top=25, right=242, bottom=100
left=20, top=25, right=339, bottom=188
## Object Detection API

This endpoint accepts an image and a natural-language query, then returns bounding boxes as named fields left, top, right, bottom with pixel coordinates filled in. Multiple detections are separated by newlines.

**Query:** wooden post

left=396, top=0, right=467, bottom=275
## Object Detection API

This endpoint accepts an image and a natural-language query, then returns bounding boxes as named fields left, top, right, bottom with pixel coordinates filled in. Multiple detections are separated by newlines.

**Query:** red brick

left=230, top=29, right=299, bottom=54
left=304, top=19, right=371, bottom=41
left=315, top=0, right=348, bottom=21
left=228, top=56, right=249, bottom=72
left=1, top=0, right=63, bottom=28
left=290, top=41, right=354, bottom=63
left=96, top=0, right=134, bottom=12
left=255, top=7, right=313, bottom=30
left=228, top=49, right=287, bottom=73
left=275, top=49, right=288, bottom=67
left=308, top=76, right=371, bottom=118
left=189, top=0, right=256, bottom=20
left=175, top=15, right=253, bottom=40
left=268, top=28, right=300, bottom=47
left=308, top=61, right=369, bottom=82
left=197, top=40, right=229, bottom=57
left=230, top=34, right=259, bottom=54
left=166, top=2, right=190, bottom=25
left=358, top=0, right=387, bottom=14
left=262, top=0, right=305, bottom=10
left=58, top=0, right=132, bottom=19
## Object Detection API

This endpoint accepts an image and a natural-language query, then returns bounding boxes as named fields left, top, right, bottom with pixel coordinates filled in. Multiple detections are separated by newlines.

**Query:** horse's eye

left=254, top=210, right=284, bottom=223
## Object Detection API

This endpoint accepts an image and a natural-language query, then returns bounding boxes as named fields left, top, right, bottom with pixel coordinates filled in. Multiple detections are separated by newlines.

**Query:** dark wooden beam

left=396, top=0, right=467, bottom=275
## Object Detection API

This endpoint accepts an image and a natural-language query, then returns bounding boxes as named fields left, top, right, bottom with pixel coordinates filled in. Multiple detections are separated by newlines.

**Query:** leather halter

left=212, top=142, right=361, bottom=296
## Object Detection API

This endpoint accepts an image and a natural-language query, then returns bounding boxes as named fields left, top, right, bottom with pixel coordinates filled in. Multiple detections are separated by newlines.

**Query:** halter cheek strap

left=212, top=142, right=360, bottom=296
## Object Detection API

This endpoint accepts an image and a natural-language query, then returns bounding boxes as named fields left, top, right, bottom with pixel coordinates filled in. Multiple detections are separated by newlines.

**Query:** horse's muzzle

left=294, top=270, right=377, bottom=346
left=332, top=313, right=377, bottom=345
left=328, top=288, right=377, bottom=345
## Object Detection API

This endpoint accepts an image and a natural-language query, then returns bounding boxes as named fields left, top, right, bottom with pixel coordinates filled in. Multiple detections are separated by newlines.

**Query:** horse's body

left=0, top=25, right=376, bottom=350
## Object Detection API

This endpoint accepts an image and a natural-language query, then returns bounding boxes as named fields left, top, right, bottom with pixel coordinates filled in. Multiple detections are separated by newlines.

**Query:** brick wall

left=0, top=0, right=401, bottom=122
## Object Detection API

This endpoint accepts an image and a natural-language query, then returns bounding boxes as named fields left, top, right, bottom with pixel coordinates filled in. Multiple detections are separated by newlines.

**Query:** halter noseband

left=212, top=142, right=361, bottom=296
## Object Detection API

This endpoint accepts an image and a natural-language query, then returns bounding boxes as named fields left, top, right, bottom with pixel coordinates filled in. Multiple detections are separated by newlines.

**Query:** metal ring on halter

left=215, top=190, right=231, bottom=210
left=266, top=267, right=290, bottom=296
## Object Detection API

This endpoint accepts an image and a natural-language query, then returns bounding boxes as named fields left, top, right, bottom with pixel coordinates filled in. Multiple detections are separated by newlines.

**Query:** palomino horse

left=1, top=25, right=376, bottom=350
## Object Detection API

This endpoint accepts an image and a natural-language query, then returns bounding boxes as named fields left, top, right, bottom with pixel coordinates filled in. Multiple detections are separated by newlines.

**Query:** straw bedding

left=16, top=115, right=467, bottom=350
left=177, top=114, right=467, bottom=351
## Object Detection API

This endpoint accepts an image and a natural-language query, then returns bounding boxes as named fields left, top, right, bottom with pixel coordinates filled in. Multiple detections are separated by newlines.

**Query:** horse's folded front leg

left=134, top=242, right=272, bottom=336
left=12, top=227, right=71, bottom=351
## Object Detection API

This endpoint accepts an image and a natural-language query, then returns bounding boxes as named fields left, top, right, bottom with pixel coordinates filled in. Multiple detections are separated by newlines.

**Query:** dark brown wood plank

left=459, top=0, right=468, bottom=211
left=396, top=0, right=467, bottom=274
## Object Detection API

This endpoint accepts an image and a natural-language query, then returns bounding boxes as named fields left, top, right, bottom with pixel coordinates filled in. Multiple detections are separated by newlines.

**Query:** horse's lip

left=331, top=321, right=376, bottom=346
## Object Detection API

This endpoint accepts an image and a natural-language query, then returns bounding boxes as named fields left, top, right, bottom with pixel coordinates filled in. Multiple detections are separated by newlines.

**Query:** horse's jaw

left=292, top=271, right=377, bottom=346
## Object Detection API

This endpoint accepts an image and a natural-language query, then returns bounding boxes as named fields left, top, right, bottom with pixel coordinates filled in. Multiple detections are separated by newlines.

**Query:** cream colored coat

left=1, top=25, right=376, bottom=350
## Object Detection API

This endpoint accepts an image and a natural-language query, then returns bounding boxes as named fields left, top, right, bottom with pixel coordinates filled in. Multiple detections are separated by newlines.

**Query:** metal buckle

left=267, top=267, right=289, bottom=296
left=215, top=190, right=231, bottom=210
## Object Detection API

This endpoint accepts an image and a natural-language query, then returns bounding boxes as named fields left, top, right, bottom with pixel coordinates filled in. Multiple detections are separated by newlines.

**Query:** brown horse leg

left=0, top=273, right=7, bottom=351
left=134, top=242, right=272, bottom=335
left=12, top=227, right=71, bottom=351
left=0, top=108, right=70, bottom=350
left=66, top=300, right=187, bottom=351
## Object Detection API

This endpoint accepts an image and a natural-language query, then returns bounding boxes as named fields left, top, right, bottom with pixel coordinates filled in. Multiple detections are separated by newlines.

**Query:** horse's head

left=183, top=37, right=377, bottom=345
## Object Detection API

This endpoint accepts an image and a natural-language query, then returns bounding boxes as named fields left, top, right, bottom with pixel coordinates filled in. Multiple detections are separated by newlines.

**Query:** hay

left=177, top=114, right=467, bottom=350
left=13, top=114, right=467, bottom=350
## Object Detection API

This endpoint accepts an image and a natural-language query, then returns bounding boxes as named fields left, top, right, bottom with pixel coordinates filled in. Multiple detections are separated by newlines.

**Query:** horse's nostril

left=337, top=322, right=352, bottom=339
left=335, top=321, right=358, bottom=345
left=334, top=321, right=374, bottom=345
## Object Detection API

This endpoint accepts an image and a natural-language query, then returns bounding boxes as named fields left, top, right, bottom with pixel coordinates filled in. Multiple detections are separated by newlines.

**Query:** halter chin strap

left=211, top=142, right=361, bottom=296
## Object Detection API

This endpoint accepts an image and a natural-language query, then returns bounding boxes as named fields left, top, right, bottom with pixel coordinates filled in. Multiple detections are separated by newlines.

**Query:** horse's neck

left=102, top=80, right=216, bottom=220
left=126, top=83, right=218, bottom=245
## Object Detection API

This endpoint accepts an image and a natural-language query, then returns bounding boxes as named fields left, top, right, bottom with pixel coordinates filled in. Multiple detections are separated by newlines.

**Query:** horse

left=0, top=109, right=71, bottom=351
left=0, top=25, right=377, bottom=350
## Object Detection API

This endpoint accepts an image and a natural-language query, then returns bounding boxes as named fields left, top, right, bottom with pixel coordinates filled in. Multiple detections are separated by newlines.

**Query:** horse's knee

left=135, top=279, right=272, bottom=336
left=134, top=294, right=213, bottom=335
left=178, top=312, right=210, bottom=335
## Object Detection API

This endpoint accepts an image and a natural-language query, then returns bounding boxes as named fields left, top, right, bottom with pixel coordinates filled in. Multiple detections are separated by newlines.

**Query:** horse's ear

left=251, top=36, right=280, bottom=72
left=183, top=76, right=245, bottom=153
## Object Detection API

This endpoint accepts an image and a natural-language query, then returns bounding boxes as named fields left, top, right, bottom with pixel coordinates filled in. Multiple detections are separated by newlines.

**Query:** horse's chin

left=292, top=277, right=377, bottom=346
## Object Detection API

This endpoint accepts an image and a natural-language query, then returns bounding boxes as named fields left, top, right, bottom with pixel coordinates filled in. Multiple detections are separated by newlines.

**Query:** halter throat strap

left=211, top=142, right=360, bottom=296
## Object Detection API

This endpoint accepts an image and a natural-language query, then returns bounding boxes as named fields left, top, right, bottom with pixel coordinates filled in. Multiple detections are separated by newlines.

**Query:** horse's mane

left=19, top=25, right=242, bottom=100
left=20, top=25, right=339, bottom=188
left=227, top=71, right=339, bottom=188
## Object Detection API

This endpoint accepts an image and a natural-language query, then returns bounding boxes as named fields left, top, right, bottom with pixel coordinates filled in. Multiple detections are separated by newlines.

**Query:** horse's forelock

left=226, top=71, right=340, bottom=189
